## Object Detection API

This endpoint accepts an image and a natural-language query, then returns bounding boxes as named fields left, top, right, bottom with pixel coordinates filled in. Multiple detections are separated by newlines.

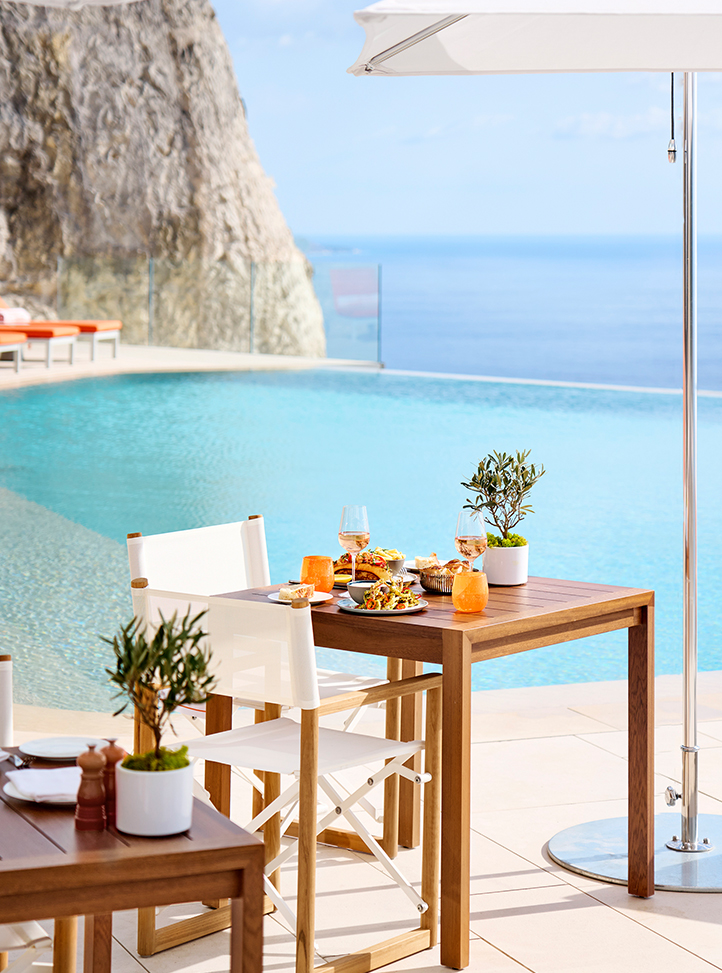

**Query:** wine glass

left=339, top=505, right=370, bottom=582
left=455, top=509, right=487, bottom=571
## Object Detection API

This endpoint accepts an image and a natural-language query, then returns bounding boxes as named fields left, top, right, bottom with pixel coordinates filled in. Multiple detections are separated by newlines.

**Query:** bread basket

left=419, top=562, right=475, bottom=594
left=418, top=570, right=453, bottom=594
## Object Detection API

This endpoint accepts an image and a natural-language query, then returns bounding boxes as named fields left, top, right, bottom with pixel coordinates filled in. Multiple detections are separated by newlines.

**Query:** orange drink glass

left=300, top=555, right=334, bottom=593
left=451, top=570, right=489, bottom=613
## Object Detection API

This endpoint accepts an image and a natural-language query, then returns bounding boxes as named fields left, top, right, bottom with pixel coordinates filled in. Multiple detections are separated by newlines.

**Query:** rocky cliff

left=0, top=0, right=325, bottom=355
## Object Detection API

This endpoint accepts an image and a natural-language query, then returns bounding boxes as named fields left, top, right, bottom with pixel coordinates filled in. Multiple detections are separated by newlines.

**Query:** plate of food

left=338, top=579, right=427, bottom=616
left=333, top=551, right=392, bottom=585
left=268, top=584, right=333, bottom=605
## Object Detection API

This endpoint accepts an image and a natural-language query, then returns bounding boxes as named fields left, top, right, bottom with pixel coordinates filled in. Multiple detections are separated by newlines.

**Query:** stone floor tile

left=470, top=734, right=628, bottom=811
left=576, top=723, right=721, bottom=759
left=469, top=884, right=722, bottom=973
left=571, top=696, right=722, bottom=731
left=470, top=706, right=615, bottom=743
left=586, top=882, right=722, bottom=969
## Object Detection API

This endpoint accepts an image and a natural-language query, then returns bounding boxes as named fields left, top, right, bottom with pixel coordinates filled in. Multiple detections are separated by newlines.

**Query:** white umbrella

left=349, top=0, right=722, bottom=891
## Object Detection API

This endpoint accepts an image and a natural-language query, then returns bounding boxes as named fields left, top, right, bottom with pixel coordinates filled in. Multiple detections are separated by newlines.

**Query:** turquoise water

left=1, top=368, right=721, bottom=710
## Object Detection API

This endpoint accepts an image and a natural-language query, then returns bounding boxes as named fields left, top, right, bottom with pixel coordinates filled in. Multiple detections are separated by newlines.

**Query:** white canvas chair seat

left=184, top=716, right=424, bottom=778
left=0, top=923, right=52, bottom=973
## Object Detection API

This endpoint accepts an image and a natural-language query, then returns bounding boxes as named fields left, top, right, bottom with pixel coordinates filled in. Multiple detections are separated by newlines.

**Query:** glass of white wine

left=455, top=508, right=487, bottom=571
left=339, top=505, right=370, bottom=582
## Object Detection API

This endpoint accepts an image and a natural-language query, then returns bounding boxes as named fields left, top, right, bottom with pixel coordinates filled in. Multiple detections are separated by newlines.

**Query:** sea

left=300, top=233, right=722, bottom=390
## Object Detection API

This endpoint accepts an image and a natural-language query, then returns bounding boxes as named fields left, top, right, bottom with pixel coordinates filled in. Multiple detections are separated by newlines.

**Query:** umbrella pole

left=665, top=71, right=711, bottom=853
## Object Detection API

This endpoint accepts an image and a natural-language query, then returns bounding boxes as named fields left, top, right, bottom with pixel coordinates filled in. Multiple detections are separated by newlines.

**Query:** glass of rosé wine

left=339, top=505, right=370, bottom=582
left=454, top=509, right=487, bottom=572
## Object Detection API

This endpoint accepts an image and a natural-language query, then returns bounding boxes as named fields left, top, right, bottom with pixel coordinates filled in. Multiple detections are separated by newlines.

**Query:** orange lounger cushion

left=0, top=330, right=28, bottom=345
left=44, top=319, right=122, bottom=334
left=10, top=324, right=80, bottom=338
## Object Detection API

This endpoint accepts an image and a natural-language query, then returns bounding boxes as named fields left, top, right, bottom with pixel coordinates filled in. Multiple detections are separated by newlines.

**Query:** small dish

left=267, top=591, right=333, bottom=605
left=347, top=581, right=376, bottom=604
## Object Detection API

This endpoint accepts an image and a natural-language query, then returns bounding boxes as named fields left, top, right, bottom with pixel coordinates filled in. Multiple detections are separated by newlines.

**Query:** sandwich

left=333, top=551, right=391, bottom=583
left=278, top=583, right=315, bottom=602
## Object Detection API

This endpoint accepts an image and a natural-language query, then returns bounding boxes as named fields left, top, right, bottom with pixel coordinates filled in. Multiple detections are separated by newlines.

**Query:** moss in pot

left=103, top=609, right=216, bottom=834
left=461, top=449, right=545, bottom=585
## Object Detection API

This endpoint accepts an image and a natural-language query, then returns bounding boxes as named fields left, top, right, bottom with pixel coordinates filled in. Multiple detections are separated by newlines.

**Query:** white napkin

left=0, top=308, right=31, bottom=324
left=7, top=766, right=81, bottom=802
left=0, top=749, right=9, bottom=762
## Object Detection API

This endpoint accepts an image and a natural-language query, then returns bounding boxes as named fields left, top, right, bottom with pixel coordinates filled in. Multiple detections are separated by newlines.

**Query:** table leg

left=230, top=871, right=263, bottom=973
left=53, top=917, right=78, bottom=973
left=399, top=659, right=423, bottom=849
left=83, top=916, right=112, bottom=973
left=441, top=632, right=471, bottom=970
left=628, top=602, right=655, bottom=897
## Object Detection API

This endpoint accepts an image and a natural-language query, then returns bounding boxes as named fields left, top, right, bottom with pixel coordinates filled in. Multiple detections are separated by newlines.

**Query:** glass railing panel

left=306, top=263, right=380, bottom=362
left=57, top=256, right=150, bottom=345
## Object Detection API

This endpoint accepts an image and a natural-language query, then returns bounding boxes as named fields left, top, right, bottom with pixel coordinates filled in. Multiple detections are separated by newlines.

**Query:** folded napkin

left=0, top=749, right=9, bottom=762
left=0, top=308, right=31, bottom=324
left=7, top=766, right=81, bottom=802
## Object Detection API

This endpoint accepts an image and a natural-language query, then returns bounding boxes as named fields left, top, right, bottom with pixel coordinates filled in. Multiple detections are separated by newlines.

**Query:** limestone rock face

left=0, top=0, right=325, bottom=356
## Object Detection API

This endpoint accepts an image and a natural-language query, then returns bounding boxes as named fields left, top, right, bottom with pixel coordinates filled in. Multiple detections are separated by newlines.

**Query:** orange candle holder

left=451, top=570, right=489, bottom=613
left=300, top=555, right=334, bottom=593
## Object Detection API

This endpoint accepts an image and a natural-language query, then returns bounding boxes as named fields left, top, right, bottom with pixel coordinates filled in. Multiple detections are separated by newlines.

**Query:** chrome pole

left=666, top=71, right=710, bottom=853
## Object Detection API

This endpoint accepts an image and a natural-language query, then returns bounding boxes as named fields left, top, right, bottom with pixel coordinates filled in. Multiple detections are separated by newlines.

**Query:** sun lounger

left=0, top=323, right=80, bottom=368
left=47, top=319, right=122, bottom=360
left=0, top=330, right=28, bottom=373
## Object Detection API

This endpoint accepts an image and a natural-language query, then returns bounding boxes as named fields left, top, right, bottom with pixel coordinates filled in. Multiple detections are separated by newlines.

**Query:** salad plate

left=18, top=737, right=106, bottom=761
left=337, top=597, right=428, bottom=616
left=268, top=591, right=333, bottom=605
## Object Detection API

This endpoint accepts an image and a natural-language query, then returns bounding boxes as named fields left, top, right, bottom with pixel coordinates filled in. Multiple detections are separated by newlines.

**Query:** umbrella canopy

left=348, top=0, right=722, bottom=75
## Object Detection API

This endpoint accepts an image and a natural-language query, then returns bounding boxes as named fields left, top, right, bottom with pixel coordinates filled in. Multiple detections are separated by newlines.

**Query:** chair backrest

left=206, top=596, right=321, bottom=711
left=126, top=516, right=270, bottom=596
left=132, top=586, right=319, bottom=711
left=0, top=653, right=12, bottom=748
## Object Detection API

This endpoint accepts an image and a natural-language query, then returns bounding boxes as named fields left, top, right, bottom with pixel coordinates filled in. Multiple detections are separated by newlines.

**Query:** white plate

left=3, top=780, right=76, bottom=806
left=337, top=597, right=428, bottom=616
left=18, top=737, right=106, bottom=761
left=267, top=591, right=333, bottom=605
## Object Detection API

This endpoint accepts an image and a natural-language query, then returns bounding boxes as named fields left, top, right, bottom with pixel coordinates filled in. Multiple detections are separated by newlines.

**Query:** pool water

left=1, top=369, right=721, bottom=711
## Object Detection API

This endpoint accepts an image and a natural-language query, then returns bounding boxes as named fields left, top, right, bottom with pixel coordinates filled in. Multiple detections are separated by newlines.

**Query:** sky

left=212, top=1, right=722, bottom=237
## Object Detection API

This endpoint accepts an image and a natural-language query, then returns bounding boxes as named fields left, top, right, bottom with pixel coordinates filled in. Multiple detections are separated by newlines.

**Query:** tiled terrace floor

left=13, top=670, right=722, bottom=973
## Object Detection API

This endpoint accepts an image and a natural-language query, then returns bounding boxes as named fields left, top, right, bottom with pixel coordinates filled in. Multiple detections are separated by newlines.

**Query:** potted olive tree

left=104, top=608, right=215, bottom=836
left=461, top=449, right=546, bottom=585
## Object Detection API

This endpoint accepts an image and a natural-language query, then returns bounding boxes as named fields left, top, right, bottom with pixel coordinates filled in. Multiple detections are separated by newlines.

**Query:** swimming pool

left=1, top=368, right=720, bottom=711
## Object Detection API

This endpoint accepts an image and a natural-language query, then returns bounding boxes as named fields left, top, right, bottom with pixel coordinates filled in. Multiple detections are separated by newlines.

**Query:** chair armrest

left=316, top=672, right=442, bottom=718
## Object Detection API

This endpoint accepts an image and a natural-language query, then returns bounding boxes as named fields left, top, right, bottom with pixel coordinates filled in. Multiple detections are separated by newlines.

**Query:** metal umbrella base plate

left=548, top=814, right=722, bottom=891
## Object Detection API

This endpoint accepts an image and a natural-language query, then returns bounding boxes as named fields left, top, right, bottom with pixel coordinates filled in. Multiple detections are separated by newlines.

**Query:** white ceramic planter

left=115, top=761, right=194, bottom=836
left=483, top=544, right=529, bottom=586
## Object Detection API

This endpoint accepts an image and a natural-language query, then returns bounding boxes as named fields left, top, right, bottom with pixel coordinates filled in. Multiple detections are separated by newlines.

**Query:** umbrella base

left=548, top=813, right=722, bottom=891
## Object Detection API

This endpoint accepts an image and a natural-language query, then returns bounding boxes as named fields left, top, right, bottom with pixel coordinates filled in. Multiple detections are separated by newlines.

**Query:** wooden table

left=0, top=756, right=265, bottom=973
left=212, top=576, right=654, bottom=971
